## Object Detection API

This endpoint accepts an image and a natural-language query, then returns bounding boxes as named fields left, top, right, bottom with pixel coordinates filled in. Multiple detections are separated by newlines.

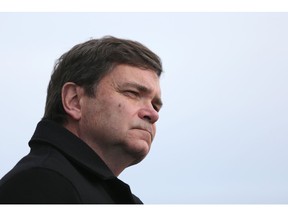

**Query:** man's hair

left=43, top=36, right=163, bottom=124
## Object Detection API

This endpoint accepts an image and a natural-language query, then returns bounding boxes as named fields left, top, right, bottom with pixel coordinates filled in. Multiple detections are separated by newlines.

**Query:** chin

left=129, top=154, right=148, bottom=166
left=126, top=140, right=151, bottom=165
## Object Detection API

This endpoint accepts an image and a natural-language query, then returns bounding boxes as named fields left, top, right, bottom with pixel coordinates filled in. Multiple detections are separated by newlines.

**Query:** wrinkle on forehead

left=109, top=65, right=161, bottom=93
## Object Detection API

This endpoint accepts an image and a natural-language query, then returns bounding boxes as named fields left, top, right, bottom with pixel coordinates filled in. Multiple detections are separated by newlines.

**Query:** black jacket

left=0, top=120, right=142, bottom=204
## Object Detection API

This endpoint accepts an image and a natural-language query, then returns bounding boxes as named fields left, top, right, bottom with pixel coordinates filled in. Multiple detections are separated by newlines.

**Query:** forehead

left=104, top=64, right=161, bottom=93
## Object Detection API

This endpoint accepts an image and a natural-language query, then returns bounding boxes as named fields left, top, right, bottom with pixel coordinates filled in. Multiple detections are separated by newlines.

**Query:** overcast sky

left=0, top=12, right=288, bottom=204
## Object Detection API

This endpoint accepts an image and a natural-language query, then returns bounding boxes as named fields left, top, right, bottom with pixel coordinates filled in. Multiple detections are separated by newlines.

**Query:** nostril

left=143, top=115, right=151, bottom=122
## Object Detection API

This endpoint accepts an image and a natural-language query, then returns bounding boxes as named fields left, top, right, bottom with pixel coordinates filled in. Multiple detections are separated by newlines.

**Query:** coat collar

left=29, top=119, right=115, bottom=180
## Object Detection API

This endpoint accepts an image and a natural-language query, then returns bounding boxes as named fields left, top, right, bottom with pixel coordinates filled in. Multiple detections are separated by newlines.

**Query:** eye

left=152, top=104, right=160, bottom=112
left=124, top=90, right=140, bottom=98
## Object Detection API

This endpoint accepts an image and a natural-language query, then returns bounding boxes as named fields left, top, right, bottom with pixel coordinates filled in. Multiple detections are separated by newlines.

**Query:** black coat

left=0, top=120, right=142, bottom=204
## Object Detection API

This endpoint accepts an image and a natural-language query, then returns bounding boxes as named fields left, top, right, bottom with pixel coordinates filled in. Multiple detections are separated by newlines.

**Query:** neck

left=86, top=144, right=134, bottom=177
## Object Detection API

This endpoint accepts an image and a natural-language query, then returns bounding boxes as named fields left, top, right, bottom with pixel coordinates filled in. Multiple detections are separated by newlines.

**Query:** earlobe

left=62, top=82, right=82, bottom=121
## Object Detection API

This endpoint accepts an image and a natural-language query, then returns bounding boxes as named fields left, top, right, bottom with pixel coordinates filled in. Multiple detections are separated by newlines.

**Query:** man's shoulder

left=0, top=142, right=83, bottom=202
left=0, top=167, right=82, bottom=203
left=8, top=141, right=75, bottom=176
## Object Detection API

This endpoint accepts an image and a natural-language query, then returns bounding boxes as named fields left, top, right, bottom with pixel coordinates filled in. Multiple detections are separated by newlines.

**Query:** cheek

left=117, top=102, right=129, bottom=115
left=117, top=103, right=126, bottom=114
left=104, top=101, right=127, bottom=125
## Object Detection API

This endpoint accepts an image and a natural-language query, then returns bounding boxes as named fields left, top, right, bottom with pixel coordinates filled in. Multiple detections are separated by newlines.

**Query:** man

left=0, top=36, right=163, bottom=203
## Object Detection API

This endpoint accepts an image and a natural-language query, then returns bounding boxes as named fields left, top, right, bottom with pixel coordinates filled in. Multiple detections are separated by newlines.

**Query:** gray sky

left=0, top=13, right=288, bottom=204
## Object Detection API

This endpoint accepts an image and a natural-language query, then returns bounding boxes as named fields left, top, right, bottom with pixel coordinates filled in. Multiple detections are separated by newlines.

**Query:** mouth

left=134, top=127, right=153, bottom=141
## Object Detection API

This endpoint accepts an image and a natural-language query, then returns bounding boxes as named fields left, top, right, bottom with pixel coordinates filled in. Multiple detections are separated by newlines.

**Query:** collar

left=29, top=119, right=115, bottom=180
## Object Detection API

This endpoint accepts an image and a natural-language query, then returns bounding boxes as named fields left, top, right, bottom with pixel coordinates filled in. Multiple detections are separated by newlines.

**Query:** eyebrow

left=122, top=82, right=163, bottom=108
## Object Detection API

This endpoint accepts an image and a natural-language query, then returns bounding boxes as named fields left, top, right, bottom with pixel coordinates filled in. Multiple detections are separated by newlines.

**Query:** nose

left=138, top=106, right=159, bottom=124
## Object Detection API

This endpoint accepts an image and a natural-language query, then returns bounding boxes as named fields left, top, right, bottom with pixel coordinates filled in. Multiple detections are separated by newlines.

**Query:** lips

left=134, top=126, right=153, bottom=141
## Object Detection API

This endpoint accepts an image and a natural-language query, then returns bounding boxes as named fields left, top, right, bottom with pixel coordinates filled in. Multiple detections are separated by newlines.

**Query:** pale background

left=0, top=12, right=287, bottom=204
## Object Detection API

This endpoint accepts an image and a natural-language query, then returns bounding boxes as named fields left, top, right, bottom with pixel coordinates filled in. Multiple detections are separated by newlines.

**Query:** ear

left=61, top=82, right=83, bottom=121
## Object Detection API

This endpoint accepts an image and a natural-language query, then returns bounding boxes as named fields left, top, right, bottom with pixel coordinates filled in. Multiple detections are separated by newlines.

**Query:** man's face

left=79, top=64, right=162, bottom=165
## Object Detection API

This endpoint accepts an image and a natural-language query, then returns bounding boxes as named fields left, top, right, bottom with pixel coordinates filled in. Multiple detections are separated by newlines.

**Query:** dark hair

left=43, top=36, right=163, bottom=124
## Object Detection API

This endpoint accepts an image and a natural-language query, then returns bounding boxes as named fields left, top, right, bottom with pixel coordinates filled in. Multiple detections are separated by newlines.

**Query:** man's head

left=43, top=36, right=163, bottom=173
left=44, top=36, right=162, bottom=124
